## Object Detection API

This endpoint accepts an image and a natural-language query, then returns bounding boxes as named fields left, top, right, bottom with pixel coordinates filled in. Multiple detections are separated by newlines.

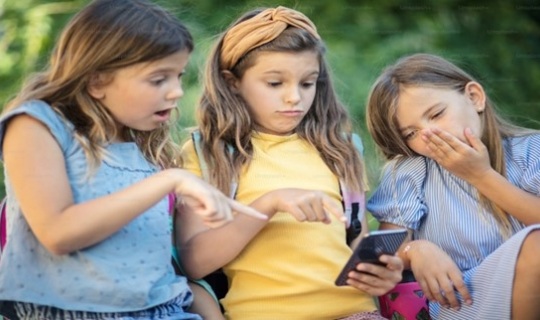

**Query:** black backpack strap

left=342, top=133, right=366, bottom=243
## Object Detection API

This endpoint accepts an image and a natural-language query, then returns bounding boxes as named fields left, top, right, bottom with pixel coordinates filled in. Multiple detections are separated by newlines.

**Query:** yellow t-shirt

left=183, top=132, right=376, bottom=320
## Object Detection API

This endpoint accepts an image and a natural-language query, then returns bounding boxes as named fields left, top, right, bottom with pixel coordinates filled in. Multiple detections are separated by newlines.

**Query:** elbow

left=42, top=242, right=73, bottom=256
left=185, top=266, right=206, bottom=280
left=38, top=232, right=77, bottom=256
left=179, top=250, right=211, bottom=279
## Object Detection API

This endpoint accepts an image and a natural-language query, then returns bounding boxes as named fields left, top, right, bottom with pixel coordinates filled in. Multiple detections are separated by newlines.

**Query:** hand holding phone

left=335, top=229, right=407, bottom=286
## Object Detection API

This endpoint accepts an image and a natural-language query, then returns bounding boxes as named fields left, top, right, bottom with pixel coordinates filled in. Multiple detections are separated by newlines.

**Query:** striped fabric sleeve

left=517, top=134, right=540, bottom=196
left=367, top=157, right=428, bottom=230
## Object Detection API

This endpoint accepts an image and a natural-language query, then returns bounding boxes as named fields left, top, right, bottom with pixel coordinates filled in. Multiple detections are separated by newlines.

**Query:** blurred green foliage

left=1, top=0, right=540, bottom=213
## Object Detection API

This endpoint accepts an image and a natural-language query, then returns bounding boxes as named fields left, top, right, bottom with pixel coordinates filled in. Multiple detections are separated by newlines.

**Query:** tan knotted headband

left=220, top=6, right=320, bottom=70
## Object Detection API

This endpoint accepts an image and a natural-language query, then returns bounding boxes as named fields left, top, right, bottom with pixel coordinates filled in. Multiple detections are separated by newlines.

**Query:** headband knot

left=220, top=6, right=320, bottom=70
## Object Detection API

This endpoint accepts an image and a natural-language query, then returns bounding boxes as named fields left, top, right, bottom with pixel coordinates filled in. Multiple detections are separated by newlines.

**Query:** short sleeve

left=0, top=100, right=72, bottom=160
left=512, top=134, right=540, bottom=196
left=180, top=138, right=203, bottom=178
left=366, top=157, right=428, bottom=230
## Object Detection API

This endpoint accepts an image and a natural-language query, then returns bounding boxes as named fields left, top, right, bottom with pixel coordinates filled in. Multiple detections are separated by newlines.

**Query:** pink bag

left=0, top=198, right=6, bottom=252
left=378, top=271, right=431, bottom=320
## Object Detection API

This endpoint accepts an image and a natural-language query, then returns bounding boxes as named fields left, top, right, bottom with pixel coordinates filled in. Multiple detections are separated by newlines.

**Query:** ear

left=464, top=81, right=486, bottom=113
left=87, top=73, right=107, bottom=100
left=221, top=70, right=240, bottom=94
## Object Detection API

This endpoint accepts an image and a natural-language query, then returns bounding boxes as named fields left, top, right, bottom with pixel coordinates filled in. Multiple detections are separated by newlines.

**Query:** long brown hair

left=195, top=7, right=365, bottom=196
left=366, top=53, right=534, bottom=236
left=4, top=0, right=193, bottom=169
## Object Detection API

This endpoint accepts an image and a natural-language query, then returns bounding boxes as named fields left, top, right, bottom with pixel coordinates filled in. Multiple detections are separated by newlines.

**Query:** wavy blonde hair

left=196, top=7, right=365, bottom=196
left=4, top=0, right=193, bottom=169
left=366, top=53, right=535, bottom=236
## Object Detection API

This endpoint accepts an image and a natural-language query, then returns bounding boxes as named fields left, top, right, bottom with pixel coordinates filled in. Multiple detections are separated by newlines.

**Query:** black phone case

left=335, top=230, right=407, bottom=286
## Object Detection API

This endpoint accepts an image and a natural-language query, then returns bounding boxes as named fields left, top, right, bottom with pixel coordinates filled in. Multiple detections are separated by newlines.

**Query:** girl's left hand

left=345, top=255, right=404, bottom=296
left=421, top=127, right=492, bottom=182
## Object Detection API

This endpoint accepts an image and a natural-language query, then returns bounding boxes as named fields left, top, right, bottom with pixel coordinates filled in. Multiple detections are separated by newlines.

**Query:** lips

left=279, top=110, right=304, bottom=117
left=155, top=109, right=170, bottom=116
left=154, top=108, right=173, bottom=122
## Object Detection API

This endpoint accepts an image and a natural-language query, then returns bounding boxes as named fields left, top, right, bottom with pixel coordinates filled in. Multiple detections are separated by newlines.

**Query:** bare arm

left=176, top=188, right=345, bottom=279
left=175, top=191, right=276, bottom=279
left=379, top=222, right=472, bottom=309
left=3, top=115, right=252, bottom=254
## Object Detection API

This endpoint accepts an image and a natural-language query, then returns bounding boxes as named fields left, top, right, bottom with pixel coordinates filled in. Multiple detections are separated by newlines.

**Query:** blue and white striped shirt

left=367, top=134, right=540, bottom=318
left=368, top=134, right=540, bottom=270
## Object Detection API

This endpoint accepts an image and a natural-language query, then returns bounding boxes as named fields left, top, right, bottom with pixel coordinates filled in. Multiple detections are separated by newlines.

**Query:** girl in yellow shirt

left=176, top=6, right=403, bottom=320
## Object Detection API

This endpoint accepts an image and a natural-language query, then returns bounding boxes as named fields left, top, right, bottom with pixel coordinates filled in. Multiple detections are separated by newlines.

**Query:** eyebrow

left=399, top=102, right=444, bottom=133
left=147, top=67, right=185, bottom=76
left=262, top=70, right=320, bottom=77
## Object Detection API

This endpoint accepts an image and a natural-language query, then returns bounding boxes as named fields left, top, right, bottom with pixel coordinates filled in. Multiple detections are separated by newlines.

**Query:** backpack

left=191, top=130, right=366, bottom=302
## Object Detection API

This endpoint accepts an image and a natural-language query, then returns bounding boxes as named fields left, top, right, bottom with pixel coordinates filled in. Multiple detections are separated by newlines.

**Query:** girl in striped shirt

left=366, top=53, right=540, bottom=320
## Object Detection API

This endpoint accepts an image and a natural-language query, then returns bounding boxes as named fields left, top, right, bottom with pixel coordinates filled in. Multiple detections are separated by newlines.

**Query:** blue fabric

left=0, top=100, right=191, bottom=313
left=367, top=134, right=540, bottom=319
left=4, top=292, right=202, bottom=319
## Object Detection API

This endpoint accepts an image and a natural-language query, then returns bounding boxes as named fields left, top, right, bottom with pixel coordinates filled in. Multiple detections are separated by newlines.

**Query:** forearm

left=180, top=214, right=267, bottom=278
left=180, top=191, right=278, bottom=278
left=469, top=169, right=540, bottom=225
left=38, top=169, right=182, bottom=254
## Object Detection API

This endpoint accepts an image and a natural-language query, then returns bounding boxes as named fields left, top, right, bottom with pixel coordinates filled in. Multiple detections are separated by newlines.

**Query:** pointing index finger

left=323, top=197, right=347, bottom=223
left=227, top=198, right=268, bottom=220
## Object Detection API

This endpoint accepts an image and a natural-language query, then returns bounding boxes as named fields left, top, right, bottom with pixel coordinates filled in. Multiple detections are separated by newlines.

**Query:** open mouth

left=155, top=109, right=171, bottom=117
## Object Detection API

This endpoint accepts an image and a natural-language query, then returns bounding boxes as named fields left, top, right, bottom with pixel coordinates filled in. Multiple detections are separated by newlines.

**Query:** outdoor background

left=1, top=0, right=540, bottom=207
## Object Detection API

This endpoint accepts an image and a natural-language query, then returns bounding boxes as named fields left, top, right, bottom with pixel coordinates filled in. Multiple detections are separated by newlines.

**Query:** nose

left=167, top=79, right=184, bottom=101
left=285, top=85, right=301, bottom=106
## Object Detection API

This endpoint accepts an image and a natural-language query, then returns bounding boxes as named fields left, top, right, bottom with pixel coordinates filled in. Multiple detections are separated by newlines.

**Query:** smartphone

left=335, top=229, right=408, bottom=286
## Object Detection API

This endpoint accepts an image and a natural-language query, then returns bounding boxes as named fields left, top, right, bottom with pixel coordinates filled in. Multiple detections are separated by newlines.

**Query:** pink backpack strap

left=342, top=133, right=366, bottom=243
left=168, top=193, right=176, bottom=215
left=0, top=197, right=7, bottom=250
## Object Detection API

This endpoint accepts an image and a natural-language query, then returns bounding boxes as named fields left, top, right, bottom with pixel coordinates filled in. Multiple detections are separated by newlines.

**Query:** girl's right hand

left=406, top=240, right=472, bottom=311
left=257, top=188, right=347, bottom=224
left=172, top=169, right=266, bottom=228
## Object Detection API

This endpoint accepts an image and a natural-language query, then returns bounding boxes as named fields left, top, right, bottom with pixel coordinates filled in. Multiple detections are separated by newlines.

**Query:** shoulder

left=0, top=100, right=72, bottom=133
left=0, top=100, right=74, bottom=157
left=180, top=133, right=202, bottom=177
left=382, top=156, right=428, bottom=177
left=374, top=156, right=429, bottom=196
left=506, top=133, right=540, bottom=164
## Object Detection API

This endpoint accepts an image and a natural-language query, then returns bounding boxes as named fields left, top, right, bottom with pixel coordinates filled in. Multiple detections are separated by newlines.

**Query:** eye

left=302, top=81, right=315, bottom=88
left=151, top=77, right=166, bottom=86
left=403, top=130, right=418, bottom=141
left=267, top=81, right=282, bottom=87
left=431, top=109, right=444, bottom=120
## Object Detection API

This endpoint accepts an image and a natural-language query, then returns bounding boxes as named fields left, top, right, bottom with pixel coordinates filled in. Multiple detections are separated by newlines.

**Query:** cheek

left=407, top=138, right=431, bottom=158
left=307, top=89, right=317, bottom=104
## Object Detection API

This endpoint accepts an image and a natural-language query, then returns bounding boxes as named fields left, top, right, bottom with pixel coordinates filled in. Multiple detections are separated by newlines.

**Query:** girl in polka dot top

left=0, top=0, right=263, bottom=319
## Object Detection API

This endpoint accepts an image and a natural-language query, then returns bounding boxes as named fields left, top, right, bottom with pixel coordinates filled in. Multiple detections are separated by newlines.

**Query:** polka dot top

left=0, top=100, right=188, bottom=312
